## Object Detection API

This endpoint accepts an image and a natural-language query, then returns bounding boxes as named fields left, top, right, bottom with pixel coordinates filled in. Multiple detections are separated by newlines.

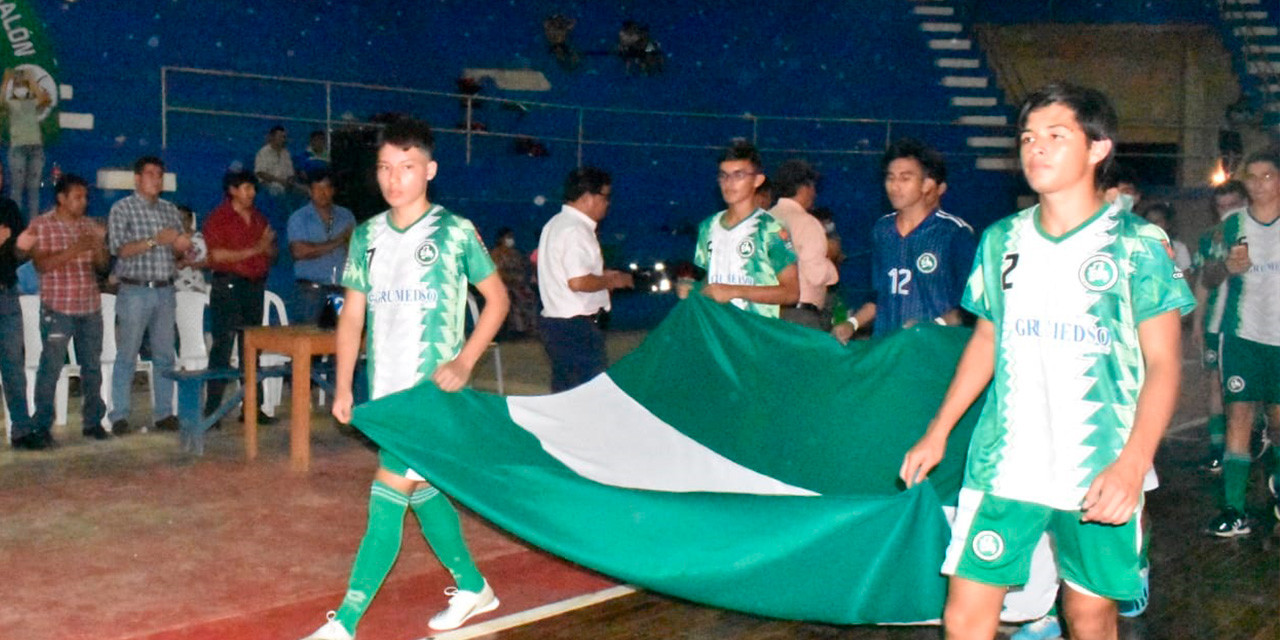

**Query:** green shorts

left=1221, top=334, right=1280, bottom=404
left=1202, top=332, right=1222, bottom=371
left=943, top=489, right=1144, bottom=601
left=379, top=449, right=427, bottom=481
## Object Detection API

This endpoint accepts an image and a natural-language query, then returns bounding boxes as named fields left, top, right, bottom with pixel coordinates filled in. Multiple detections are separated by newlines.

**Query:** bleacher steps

left=942, top=75, right=989, bottom=88
left=913, top=5, right=954, bottom=16
left=952, top=96, right=998, bottom=107
left=921, top=22, right=963, bottom=33
left=928, top=38, right=972, bottom=50
left=976, top=157, right=1020, bottom=171
left=957, top=115, right=1009, bottom=125
left=937, top=57, right=981, bottom=69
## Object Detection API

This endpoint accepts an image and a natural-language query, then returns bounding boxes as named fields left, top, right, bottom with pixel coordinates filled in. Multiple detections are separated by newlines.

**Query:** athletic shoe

left=299, top=612, right=353, bottom=640
left=1010, top=615, right=1062, bottom=640
left=1198, top=454, right=1223, bottom=474
left=1207, top=508, right=1252, bottom=538
left=428, top=581, right=499, bottom=631
left=1117, top=566, right=1149, bottom=618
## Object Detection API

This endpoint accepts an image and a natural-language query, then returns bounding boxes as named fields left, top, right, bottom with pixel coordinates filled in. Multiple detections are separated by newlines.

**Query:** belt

left=793, top=302, right=821, bottom=313
left=576, top=309, right=606, bottom=324
left=120, top=277, right=172, bottom=288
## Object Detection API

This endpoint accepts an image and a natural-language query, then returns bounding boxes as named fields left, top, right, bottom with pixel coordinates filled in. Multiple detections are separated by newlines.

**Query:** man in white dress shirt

left=536, top=167, right=633, bottom=392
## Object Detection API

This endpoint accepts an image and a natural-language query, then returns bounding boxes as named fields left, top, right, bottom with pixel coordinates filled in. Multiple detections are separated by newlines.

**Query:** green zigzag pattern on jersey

left=1076, top=214, right=1142, bottom=490
left=417, top=215, right=468, bottom=378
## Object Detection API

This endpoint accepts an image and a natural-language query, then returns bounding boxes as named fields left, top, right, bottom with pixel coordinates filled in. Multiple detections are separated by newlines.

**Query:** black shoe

left=11, top=432, right=54, bottom=450
left=154, top=415, right=181, bottom=432
left=239, top=410, right=277, bottom=425
left=1207, top=508, right=1252, bottom=538
left=111, top=419, right=132, bottom=436
left=82, top=425, right=112, bottom=440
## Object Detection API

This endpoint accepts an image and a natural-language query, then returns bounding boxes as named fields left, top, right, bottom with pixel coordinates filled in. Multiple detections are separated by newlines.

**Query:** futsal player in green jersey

left=687, top=139, right=798, bottom=318
left=302, top=118, right=509, bottom=640
left=900, top=85, right=1194, bottom=640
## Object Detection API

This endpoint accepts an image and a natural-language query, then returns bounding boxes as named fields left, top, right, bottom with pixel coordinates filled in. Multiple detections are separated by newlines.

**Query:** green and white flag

left=353, top=295, right=982, bottom=624
left=0, top=0, right=59, bottom=141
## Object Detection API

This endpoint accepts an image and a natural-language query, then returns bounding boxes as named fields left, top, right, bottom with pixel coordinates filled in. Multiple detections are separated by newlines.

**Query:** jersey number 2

left=1001, top=253, right=1019, bottom=290
left=889, top=268, right=912, bottom=295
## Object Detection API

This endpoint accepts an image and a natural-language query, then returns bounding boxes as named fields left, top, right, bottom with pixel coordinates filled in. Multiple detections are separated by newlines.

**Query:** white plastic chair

left=175, top=290, right=210, bottom=371
left=259, top=290, right=290, bottom=416
left=20, top=294, right=69, bottom=427
left=467, top=292, right=504, bottom=395
left=99, top=292, right=154, bottom=430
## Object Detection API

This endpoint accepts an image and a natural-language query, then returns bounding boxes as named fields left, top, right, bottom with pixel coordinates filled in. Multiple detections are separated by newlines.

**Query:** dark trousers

left=781, top=304, right=829, bottom=331
left=0, top=291, right=30, bottom=435
left=539, top=315, right=607, bottom=393
left=206, top=274, right=265, bottom=412
left=33, top=306, right=104, bottom=434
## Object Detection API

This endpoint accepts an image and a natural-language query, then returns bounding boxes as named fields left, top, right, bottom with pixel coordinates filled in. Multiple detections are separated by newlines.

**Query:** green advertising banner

left=0, top=0, right=59, bottom=142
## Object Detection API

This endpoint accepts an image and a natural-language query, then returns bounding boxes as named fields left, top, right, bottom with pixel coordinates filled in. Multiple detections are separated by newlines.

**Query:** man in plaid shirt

left=20, top=174, right=110, bottom=449
left=107, top=156, right=190, bottom=435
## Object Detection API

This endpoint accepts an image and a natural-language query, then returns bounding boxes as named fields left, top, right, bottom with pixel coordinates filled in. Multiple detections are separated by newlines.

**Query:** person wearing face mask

left=489, top=227, right=537, bottom=336
left=1, top=67, right=52, bottom=220
left=1101, top=164, right=1142, bottom=213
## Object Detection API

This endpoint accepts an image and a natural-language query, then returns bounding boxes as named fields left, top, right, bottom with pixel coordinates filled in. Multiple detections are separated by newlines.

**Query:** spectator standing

left=255, top=125, right=297, bottom=198
left=769, top=160, right=838, bottom=330
left=287, top=170, right=354, bottom=324
left=21, top=174, right=110, bottom=448
left=202, top=171, right=277, bottom=423
left=2, top=68, right=51, bottom=220
left=107, top=156, right=190, bottom=434
left=174, top=205, right=209, bottom=294
left=490, top=228, right=538, bottom=336
left=0, top=169, right=30, bottom=443
left=833, top=138, right=974, bottom=343
left=537, top=167, right=633, bottom=392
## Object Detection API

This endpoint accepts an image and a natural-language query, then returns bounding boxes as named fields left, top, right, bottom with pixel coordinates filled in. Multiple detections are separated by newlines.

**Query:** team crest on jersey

left=737, top=238, right=756, bottom=258
left=971, top=530, right=1004, bottom=562
left=415, top=240, right=440, bottom=266
left=1227, top=375, right=1245, bottom=393
left=916, top=252, right=938, bottom=274
left=1078, top=255, right=1119, bottom=292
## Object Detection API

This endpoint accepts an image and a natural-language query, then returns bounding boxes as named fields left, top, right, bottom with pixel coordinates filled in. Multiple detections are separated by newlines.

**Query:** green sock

left=1223, top=452, right=1252, bottom=512
left=335, top=481, right=409, bottom=633
left=1208, top=414, right=1226, bottom=456
left=410, top=486, right=485, bottom=592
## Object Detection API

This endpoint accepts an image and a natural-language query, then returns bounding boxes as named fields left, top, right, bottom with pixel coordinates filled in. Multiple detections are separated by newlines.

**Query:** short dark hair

left=1100, top=164, right=1139, bottom=192
left=223, top=169, right=257, bottom=194
left=1213, top=179, right=1248, bottom=203
left=307, top=168, right=333, bottom=186
left=882, top=138, right=947, bottom=185
left=378, top=117, right=436, bottom=155
left=310, top=130, right=325, bottom=141
left=55, top=173, right=88, bottom=197
left=773, top=159, right=820, bottom=199
left=1017, top=83, right=1118, bottom=186
left=563, top=166, right=611, bottom=202
left=269, top=125, right=287, bottom=135
left=1143, top=201, right=1175, bottom=222
left=176, top=204, right=195, bottom=222
left=718, top=138, right=763, bottom=173
left=1244, top=148, right=1280, bottom=171
left=134, top=155, right=164, bottom=174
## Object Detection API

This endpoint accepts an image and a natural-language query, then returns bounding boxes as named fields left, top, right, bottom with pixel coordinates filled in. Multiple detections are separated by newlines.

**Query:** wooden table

left=243, top=325, right=338, bottom=472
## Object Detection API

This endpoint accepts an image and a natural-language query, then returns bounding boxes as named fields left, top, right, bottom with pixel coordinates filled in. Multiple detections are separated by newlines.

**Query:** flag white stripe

left=508, top=376, right=818, bottom=496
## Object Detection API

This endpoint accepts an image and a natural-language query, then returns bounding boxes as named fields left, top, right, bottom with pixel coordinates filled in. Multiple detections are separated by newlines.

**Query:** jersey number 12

left=889, top=268, right=912, bottom=295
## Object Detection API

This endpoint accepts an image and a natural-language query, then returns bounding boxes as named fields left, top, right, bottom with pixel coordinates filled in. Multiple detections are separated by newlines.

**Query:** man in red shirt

left=202, top=170, right=277, bottom=421
left=22, top=174, right=110, bottom=449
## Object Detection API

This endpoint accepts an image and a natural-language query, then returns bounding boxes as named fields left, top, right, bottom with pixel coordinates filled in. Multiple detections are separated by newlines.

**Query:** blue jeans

left=34, top=306, right=105, bottom=433
left=110, top=285, right=177, bottom=423
left=539, top=315, right=607, bottom=392
left=7, top=144, right=43, bottom=220
left=0, top=291, right=30, bottom=436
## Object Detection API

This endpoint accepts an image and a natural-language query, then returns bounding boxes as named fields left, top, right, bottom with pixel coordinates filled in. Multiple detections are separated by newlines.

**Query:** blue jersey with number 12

left=871, top=209, right=976, bottom=337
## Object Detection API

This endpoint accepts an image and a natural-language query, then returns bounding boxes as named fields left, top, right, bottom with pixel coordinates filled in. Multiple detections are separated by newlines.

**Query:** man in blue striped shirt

left=833, top=138, right=975, bottom=342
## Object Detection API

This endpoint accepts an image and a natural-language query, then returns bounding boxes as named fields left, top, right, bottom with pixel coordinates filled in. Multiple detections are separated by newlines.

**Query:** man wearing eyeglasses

left=686, top=139, right=798, bottom=318
left=537, top=166, right=633, bottom=392
left=1203, top=149, right=1280, bottom=537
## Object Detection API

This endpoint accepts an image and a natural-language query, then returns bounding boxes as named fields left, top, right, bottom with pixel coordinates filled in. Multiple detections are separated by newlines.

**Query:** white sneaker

left=428, top=581, right=499, bottom=631
left=300, top=611, right=354, bottom=640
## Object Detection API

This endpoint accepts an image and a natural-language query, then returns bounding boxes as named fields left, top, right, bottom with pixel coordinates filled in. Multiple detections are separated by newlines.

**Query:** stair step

left=943, top=76, right=990, bottom=88
left=921, top=22, right=963, bottom=33
left=1247, top=60, right=1280, bottom=73
left=937, top=57, right=981, bottom=69
left=957, top=114, right=1009, bottom=125
left=975, top=157, right=1020, bottom=171
left=952, top=96, right=999, bottom=107
left=913, top=5, right=955, bottom=16
left=1234, top=25, right=1278, bottom=36
left=1245, top=44, right=1280, bottom=54
left=968, top=136, right=1017, bottom=149
left=1223, top=10, right=1269, bottom=19
left=928, top=38, right=972, bottom=50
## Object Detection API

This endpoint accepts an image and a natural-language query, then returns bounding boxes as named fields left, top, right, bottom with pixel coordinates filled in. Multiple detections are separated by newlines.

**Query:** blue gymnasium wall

left=34, top=0, right=1020, bottom=327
